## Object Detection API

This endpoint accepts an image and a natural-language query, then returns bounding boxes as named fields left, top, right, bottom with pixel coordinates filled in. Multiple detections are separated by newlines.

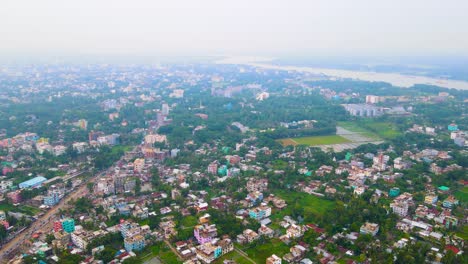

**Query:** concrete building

left=62, top=218, right=75, bottom=233
left=360, top=222, right=379, bottom=236
left=342, top=104, right=382, bottom=117
left=194, top=224, right=218, bottom=244
left=124, top=234, right=146, bottom=252
left=390, top=201, right=409, bottom=217
left=19, top=176, right=47, bottom=189
left=266, top=254, right=282, bottom=264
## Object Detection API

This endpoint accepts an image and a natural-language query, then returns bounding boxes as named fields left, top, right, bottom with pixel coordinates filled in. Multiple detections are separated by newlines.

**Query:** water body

left=216, top=57, right=468, bottom=91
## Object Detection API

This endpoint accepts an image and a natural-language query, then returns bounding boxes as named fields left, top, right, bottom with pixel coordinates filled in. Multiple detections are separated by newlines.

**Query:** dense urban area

left=0, top=62, right=465, bottom=264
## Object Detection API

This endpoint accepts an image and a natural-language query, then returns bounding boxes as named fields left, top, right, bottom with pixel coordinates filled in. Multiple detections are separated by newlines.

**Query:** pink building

left=194, top=224, right=217, bottom=244
left=7, top=190, right=22, bottom=204
left=2, top=166, right=13, bottom=176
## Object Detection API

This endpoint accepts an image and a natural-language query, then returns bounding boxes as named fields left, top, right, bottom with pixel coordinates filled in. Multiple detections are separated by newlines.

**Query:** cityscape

left=0, top=1, right=466, bottom=264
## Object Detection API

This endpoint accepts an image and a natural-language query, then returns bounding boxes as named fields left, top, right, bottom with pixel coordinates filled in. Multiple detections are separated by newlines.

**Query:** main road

left=0, top=146, right=138, bottom=263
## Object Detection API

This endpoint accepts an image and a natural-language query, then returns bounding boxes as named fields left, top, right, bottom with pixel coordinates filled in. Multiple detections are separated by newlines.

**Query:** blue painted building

left=19, top=176, right=47, bottom=189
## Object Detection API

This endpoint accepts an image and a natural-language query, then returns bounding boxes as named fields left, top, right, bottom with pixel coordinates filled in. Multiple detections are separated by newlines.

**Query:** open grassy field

left=338, top=121, right=380, bottom=139
left=456, top=225, right=468, bottom=240
left=454, top=186, right=468, bottom=203
left=0, top=203, right=40, bottom=216
left=213, top=250, right=253, bottom=264
left=143, top=243, right=180, bottom=264
left=339, top=121, right=401, bottom=139
left=278, top=135, right=350, bottom=146
left=364, top=122, right=401, bottom=139
left=243, top=239, right=290, bottom=263
left=274, top=190, right=336, bottom=217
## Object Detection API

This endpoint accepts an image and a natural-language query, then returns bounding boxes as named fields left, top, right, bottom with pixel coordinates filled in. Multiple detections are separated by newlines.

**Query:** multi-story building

left=246, top=178, right=268, bottom=192
left=196, top=242, right=222, bottom=264
left=133, top=158, right=145, bottom=173
left=124, top=234, right=146, bottom=252
left=286, top=224, right=304, bottom=239
left=0, top=180, right=13, bottom=190
left=207, top=162, right=218, bottom=175
left=390, top=201, right=409, bottom=217
left=120, top=222, right=150, bottom=239
left=266, top=254, right=282, bottom=264
left=360, top=222, right=379, bottom=236
left=43, top=187, right=64, bottom=206
left=258, top=225, right=274, bottom=238
left=237, top=229, right=260, bottom=244
left=249, top=204, right=271, bottom=221
left=7, top=190, right=22, bottom=204
left=424, top=194, right=438, bottom=205
left=53, top=221, right=63, bottom=232
left=194, top=224, right=217, bottom=244
left=62, top=218, right=75, bottom=233
left=442, top=196, right=459, bottom=208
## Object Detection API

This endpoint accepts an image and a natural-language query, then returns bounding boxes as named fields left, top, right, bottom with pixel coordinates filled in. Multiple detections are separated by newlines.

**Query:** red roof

left=445, top=245, right=460, bottom=254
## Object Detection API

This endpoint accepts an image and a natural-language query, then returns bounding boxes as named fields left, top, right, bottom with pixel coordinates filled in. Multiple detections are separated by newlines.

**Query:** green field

left=338, top=121, right=380, bottom=139
left=278, top=135, right=351, bottom=146
left=214, top=250, right=253, bottom=264
left=142, top=243, right=180, bottom=264
left=243, top=239, right=290, bottom=263
left=365, top=122, right=401, bottom=139
left=339, top=121, right=401, bottom=139
left=0, top=203, right=40, bottom=216
left=454, top=186, right=468, bottom=203
left=274, top=190, right=336, bottom=217
left=456, top=225, right=468, bottom=240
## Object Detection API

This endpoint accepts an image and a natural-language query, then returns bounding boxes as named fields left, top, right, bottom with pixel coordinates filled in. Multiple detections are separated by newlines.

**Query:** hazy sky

left=1, top=0, right=468, bottom=57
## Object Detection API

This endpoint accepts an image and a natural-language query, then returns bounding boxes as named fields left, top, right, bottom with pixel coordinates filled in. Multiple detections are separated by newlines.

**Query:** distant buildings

left=256, top=92, right=270, bottom=101
left=169, top=89, right=184, bottom=98
left=342, top=104, right=382, bottom=117
left=365, top=95, right=384, bottom=104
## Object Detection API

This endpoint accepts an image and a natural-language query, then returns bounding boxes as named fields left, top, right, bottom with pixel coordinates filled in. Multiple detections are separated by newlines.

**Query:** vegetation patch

left=360, top=121, right=401, bottom=139
left=243, top=239, right=290, bottom=263
left=274, top=190, right=336, bottom=218
left=0, top=203, right=40, bottom=216
left=213, top=250, right=253, bottom=264
left=337, top=121, right=381, bottom=139
left=454, top=186, right=468, bottom=203
left=278, top=135, right=350, bottom=146
left=456, top=225, right=468, bottom=241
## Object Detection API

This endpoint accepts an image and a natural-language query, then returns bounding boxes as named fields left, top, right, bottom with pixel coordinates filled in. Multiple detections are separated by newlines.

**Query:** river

left=216, top=56, right=468, bottom=91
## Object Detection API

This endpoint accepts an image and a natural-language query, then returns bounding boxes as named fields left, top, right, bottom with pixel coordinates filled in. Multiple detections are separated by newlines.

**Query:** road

left=0, top=146, right=137, bottom=263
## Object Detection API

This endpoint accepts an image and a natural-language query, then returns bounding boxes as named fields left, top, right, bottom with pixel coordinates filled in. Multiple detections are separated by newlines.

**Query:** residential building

left=124, top=234, right=146, bottom=252
left=360, top=222, right=379, bottom=236
left=194, top=224, right=217, bottom=244
left=7, top=190, right=22, bottom=204
left=237, top=229, right=259, bottom=244
left=62, top=218, right=75, bottom=233
left=286, top=224, right=304, bottom=238
left=249, top=204, right=272, bottom=220
left=424, top=194, right=438, bottom=205
left=442, top=196, right=459, bottom=208
left=266, top=254, right=282, bottom=264
left=390, top=201, right=409, bottom=217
